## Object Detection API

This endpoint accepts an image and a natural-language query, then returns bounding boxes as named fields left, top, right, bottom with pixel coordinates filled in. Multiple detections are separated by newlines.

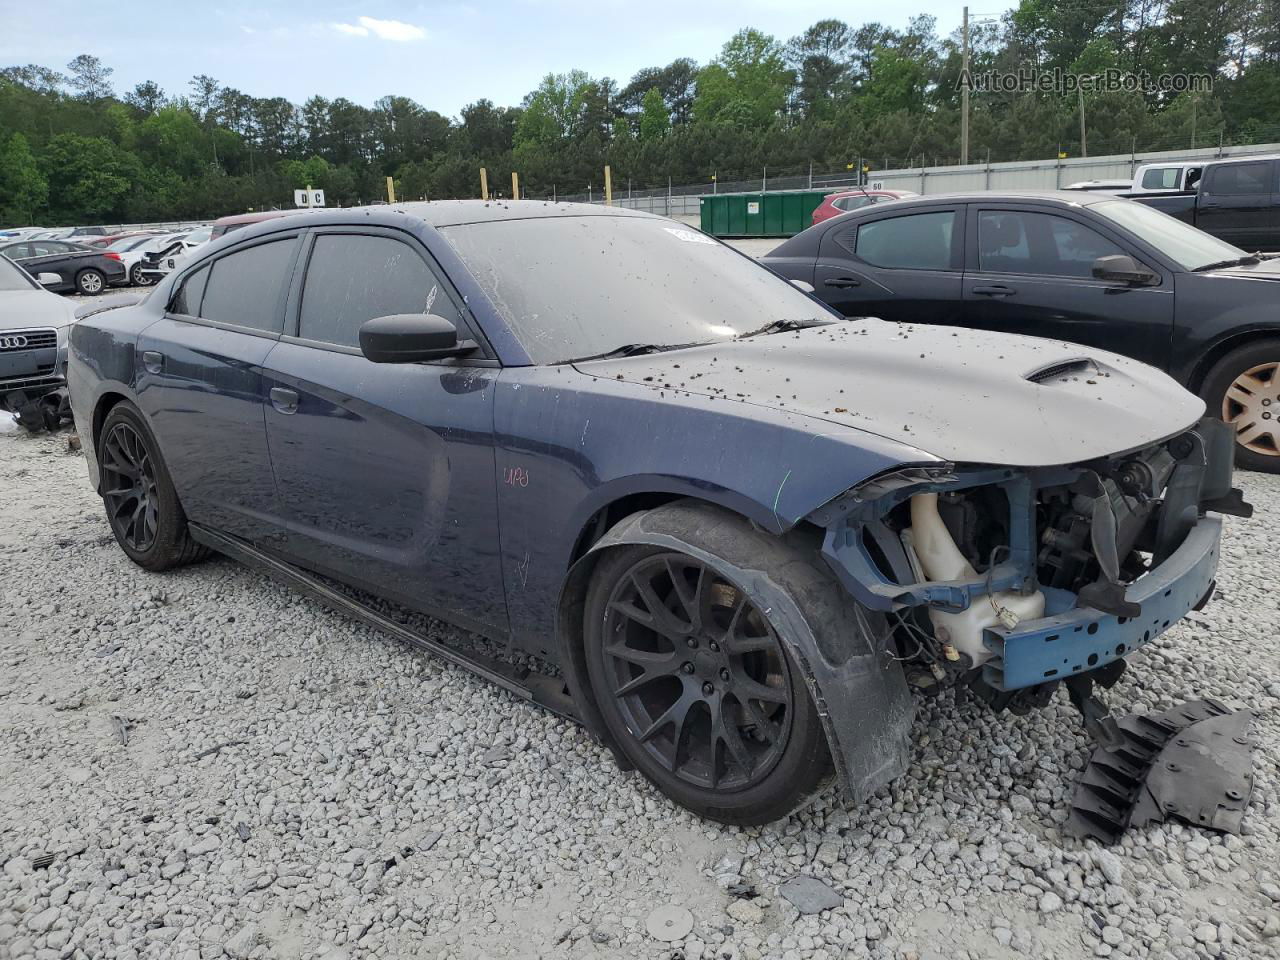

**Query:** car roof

left=828, top=189, right=1125, bottom=208
left=225, top=200, right=656, bottom=235
left=213, top=210, right=300, bottom=227
left=379, top=200, right=654, bottom=227
left=830, top=188, right=914, bottom=197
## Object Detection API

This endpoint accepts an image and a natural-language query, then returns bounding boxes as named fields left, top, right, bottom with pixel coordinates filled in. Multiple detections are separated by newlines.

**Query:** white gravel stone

left=2, top=431, right=1279, bottom=960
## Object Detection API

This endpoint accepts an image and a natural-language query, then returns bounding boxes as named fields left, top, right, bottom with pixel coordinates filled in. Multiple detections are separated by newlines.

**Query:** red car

left=811, top=189, right=917, bottom=226
left=82, top=231, right=160, bottom=248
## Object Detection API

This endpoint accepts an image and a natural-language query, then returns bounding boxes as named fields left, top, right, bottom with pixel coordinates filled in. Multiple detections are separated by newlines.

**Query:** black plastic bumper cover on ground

left=1067, top=699, right=1255, bottom=844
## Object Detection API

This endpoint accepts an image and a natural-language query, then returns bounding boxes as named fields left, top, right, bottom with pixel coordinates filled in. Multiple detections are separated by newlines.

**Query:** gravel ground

left=1, top=427, right=1279, bottom=960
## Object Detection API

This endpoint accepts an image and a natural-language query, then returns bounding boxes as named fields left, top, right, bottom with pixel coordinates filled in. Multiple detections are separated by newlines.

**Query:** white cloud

left=331, top=16, right=426, bottom=41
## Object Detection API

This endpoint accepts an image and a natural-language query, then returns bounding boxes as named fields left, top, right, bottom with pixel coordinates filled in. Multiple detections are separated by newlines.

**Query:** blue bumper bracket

left=983, top=515, right=1223, bottom=691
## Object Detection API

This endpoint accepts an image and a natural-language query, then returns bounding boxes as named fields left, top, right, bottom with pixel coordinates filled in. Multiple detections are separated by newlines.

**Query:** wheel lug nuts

left=686, top=637, right=698, bottom=648
left=708, top=641, right=720, bottom=652
left=682, top=662, right=694, bottom=674
left=701, top=682, right=714, bottom=696
left=719, top=668, right=731, bottom=682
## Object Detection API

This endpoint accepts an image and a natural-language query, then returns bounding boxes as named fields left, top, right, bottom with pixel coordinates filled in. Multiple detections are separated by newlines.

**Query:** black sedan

left=0, top=238, right=127, bottom=295
left=763, top=191, right=1280, bottom=472
left=67, top=202, right=1240, bottom=824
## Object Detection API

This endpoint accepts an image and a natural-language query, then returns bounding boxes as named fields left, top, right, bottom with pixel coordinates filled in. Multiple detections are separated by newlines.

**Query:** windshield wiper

left=1192, top=254, right=1261, bottom=272
left=736, top=317, right=836, bottom=339
left=566, top=342, right=689, bottom=363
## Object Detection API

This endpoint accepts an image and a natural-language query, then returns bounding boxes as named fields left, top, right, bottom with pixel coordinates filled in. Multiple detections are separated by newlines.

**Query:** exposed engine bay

left=808, top=415, right=1255, bottom=841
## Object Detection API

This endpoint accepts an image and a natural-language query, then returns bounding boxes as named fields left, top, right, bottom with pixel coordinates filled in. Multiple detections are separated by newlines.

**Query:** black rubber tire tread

left=583, top=533, right=832, bottom=826
left=1199, top=338, right=1280, bottom=474
left=75, top=269, right=106, bottom=295
left=99, top=401, right=210, bottom=571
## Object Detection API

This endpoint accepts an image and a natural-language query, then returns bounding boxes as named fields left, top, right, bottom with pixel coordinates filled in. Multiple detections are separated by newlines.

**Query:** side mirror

left=1092, top=254, right=1158, bottom=286
left=37, top=272, right=60, bottom=287
left=359, top=313, right=477, bottom=364
left=789, top=279, right=816, bottom=294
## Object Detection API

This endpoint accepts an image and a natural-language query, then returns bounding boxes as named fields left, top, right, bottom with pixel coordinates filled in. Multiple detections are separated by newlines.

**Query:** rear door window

left=851, top=211, right=956, bottom=269
left=1207, top=161, right=1270, bottom=195
left=1141, top=167, right=1181, bottom=190
left=297, top=233, right=460, bottom=349
left=200, top=239, right=296, bottom=334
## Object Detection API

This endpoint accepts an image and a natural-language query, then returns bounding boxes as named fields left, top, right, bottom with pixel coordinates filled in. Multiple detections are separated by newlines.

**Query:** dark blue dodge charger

left=69, top=201, right=1246, bottom=823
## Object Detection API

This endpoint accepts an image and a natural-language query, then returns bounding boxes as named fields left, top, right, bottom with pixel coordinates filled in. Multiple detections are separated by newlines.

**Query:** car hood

left=576, top=318, right=1204, bottom=467
left=0, top=289, right=76, bottom=330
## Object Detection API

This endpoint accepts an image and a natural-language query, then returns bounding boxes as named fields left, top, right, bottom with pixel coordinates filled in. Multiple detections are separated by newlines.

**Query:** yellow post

left=604, top=165, right=612, bottom=205
left=480, top=167, right=489, bottom=200
left=386, top=176, right=396, bottom=204
left=511, top=171, right=520, bottom=200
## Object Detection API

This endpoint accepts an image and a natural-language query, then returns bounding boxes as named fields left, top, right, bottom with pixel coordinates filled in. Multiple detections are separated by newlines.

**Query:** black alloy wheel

left=599, top=553, right=794, bottom=792
left=101, top=421, right=160, bottom=552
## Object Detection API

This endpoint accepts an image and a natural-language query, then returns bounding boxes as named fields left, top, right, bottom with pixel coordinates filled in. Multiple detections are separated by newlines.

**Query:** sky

left=0, top=0, right=983, bottom=118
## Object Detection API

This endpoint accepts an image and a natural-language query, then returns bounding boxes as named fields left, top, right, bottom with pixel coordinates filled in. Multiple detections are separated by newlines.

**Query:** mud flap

left=1067, top=700, right=1255, bottom=844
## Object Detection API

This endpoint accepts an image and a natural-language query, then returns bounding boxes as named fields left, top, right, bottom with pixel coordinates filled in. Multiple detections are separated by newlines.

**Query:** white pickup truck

left=1066, top=160, right=1224, bottom=195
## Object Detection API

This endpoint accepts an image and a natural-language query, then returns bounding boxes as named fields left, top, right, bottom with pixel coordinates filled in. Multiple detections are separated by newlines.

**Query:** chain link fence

left=528, top=123, right=1280, bottom=218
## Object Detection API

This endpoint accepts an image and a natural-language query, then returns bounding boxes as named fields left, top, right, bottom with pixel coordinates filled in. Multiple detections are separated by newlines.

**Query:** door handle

left=823, top=277, right=861, bottom=288
left=142, top=351, right=164, bottom=374
left=270, top=387, right=299, bottom=415
left=971, top=284, right=1015, bottom=297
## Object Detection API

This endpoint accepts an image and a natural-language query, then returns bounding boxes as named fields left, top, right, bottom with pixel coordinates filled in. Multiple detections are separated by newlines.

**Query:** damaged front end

left=810, top=417, right=1254, bottom=836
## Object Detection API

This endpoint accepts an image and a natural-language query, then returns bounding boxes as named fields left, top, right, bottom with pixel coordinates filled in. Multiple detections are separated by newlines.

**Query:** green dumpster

left=698, top=189, right=834, bottom=238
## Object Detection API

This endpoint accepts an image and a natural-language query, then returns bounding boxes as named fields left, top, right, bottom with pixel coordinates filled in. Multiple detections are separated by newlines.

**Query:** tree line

left=2, top=0, right=1279, bottom=226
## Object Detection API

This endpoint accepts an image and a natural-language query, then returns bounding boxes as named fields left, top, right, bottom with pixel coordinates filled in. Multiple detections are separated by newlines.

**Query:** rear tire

left=583, top=525, right=831, bottom=825
left=98, top=401, right=209, bottom=571
left=75, top=269, right=105, bottom=295
left=1199, top=339, right=1280, bottom=473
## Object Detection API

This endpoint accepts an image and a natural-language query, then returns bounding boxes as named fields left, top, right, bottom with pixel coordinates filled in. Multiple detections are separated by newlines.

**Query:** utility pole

left=1078, top=85, right=1087, bottom=158
left=1191, top=96, right=1198, bottom=149
left=961, top=5, right=970, bottom=165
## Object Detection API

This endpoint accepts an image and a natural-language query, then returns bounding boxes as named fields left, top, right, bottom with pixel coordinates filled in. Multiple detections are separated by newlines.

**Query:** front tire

left=1200, top=339, right=1280, bottom=473
left=130, top=263, right=154, bottom=286
left=75, top=269, right=105, bottom=295
left=583, top=534, right=831, bottom=825
left=98, top=401, right=208, bottom=571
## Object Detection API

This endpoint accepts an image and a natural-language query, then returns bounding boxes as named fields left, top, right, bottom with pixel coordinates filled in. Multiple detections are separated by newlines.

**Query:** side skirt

left=188, top=523, right=580, bottom=724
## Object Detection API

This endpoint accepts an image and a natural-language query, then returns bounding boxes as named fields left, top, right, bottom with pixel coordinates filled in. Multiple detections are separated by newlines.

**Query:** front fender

left=556, top=500, right=915, bottom=801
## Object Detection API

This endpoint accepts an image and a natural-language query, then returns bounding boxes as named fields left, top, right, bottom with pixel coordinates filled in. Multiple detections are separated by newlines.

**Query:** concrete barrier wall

left=858, top=143, right=1280, bottom=194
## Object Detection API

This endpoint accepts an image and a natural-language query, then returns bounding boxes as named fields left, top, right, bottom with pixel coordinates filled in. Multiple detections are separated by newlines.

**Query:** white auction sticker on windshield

left=663, top=227, right=717, bottom=245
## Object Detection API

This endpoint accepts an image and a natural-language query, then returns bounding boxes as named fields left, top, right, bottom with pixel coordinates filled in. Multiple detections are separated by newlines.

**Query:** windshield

left=1091, top=199, right=1246, bottom=270
left=185, top=226, right=213, bottom=244
left=441, top=216, right=834, bottom=364
left=0, top=256, right=36, bottom=291
left=107, top=235, right=148, bottom=252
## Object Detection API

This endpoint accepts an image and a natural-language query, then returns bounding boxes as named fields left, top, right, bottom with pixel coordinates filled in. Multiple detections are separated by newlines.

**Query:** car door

left=25, top=241, right=91, bottom=283
left=135, top=234, right=301, bottom=547
left=962, top=205, right=1174, bottom=367
left=1195, top=160, right=1276, bottom=249
left=260, top=227, right=507, bottom=636
left=813, top=206, right=964, bottom=324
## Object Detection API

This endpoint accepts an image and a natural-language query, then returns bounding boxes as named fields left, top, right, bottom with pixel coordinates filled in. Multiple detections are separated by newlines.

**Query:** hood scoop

left=1024, top=357, right=1099, bottom=384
